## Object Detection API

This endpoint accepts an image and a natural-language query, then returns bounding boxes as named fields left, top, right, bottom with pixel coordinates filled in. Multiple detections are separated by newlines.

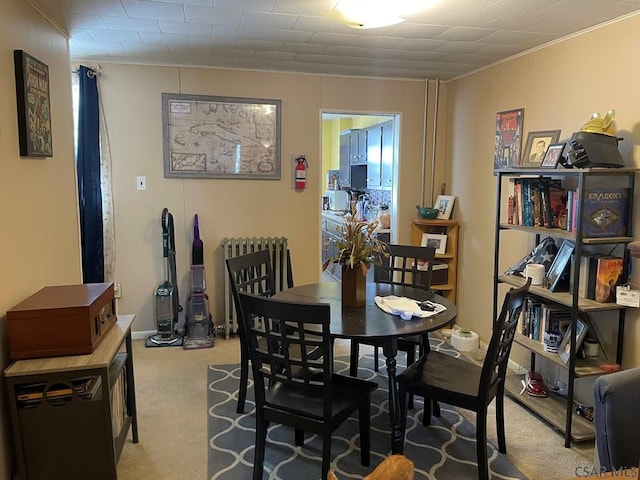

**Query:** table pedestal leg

left=383, top=340, right=403, bottom=454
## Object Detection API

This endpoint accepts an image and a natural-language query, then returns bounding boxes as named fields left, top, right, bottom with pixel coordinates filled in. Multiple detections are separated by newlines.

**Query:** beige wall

left=97, top=65, right=432, bottom=333
left=5, top=2, right=640, bottom=475
left=446, top=14, right=640, bottom=369
left=0, top=1, right=80, bottom=478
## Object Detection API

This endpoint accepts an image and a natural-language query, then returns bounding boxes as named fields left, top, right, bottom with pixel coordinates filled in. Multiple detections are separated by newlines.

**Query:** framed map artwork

left=162, top=93, right=281, bottom=179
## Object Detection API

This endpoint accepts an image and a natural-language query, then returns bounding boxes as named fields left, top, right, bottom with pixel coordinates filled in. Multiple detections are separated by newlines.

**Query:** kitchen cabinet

left=4, top=314, right=138, bottom=480
left=348, top=129, right=367, bottom=165
left=380, top=121, right=393, bottom=189
left=367, top=121, right=393, bottom=190
left=366, top=125, right=382, bottom=188
left=493, top=167, right=637, bottom=447
left=339, top=123, right=393, bottom=190
left=339, top=133, right=351, bottom=187
left=340, top=129, right=367, bottom=189
left=339, top=129, right=367, bottom=168
left=322, top=213, right=344, bottom=281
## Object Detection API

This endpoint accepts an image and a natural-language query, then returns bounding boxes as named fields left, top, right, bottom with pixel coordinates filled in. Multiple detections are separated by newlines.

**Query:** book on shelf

left=570, top=188, right=579, bottom=232
left=519, top=301, right=572, bottom=347
left=566, top=190, right=573, bottom=232
left=581, top=187, right=630, bottom=238
left=594, top=256, right=624, bottom=303
left=520, top=296, right=543, bottom=340
left=573, top=253, right=599, bottom=298
left=507, top=178, right=516, bottom=224
left=587, top=255, right=604, bottom=300
left=547, top=185, right=567, bottom=229
left=515, top=180, right=524, bottom=226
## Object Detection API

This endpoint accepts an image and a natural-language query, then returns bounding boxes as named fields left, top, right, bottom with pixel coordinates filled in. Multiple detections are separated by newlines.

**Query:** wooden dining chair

left=238, top=291, right=378, bottom=480
left=397, top=279, right=531, bottom=480
left=225, top=249, right=277, bottom=413
left=349, top=244, right=437, bottom=377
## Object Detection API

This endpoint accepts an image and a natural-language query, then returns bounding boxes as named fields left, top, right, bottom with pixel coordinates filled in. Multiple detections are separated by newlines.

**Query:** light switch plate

left=136, top=176, right=146, bottom=190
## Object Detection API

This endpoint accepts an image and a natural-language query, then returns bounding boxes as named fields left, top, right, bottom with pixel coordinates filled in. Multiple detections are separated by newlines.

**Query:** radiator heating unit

left=221, top=236, right=291, bottom=338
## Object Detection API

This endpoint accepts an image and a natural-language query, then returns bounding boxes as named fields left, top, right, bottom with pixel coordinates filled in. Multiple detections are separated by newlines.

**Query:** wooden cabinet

left=411, top=219, right=459, bottom=303
left=4, top=314, right=138, bottom=480
left=493, top=167, right=637, bottom=447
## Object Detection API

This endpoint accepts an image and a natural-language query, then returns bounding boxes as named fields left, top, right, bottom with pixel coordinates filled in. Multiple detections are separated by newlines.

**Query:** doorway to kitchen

left=320, top=112, right=398, bottom=282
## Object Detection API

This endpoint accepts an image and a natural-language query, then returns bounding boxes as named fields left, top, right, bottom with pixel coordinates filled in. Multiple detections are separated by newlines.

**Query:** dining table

left=273, top=281, right=457, bottom=454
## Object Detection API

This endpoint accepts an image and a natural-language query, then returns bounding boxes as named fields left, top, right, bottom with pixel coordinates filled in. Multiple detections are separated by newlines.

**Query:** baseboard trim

left=132, top=330, right=156, bottom=340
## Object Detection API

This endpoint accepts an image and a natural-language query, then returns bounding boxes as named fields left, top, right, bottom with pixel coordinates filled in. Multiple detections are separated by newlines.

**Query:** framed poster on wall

left=494, top=108, right=524, bottom=172
left=162, top=93, right=281, bottom=179
left=14, top=50, right=53, bottom=157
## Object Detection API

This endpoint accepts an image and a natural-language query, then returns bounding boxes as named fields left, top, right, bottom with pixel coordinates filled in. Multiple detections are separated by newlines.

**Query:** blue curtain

left=77, top=66, right=104, bottom=283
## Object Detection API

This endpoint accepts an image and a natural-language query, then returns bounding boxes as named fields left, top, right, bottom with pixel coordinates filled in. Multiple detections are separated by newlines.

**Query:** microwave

left=325, top=190, right=349, bottom=210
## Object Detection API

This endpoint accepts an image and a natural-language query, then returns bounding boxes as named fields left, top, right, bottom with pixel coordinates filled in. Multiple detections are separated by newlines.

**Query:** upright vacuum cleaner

left=147, top=208, right=184, bottom=347
left=183, top=214, right=215, bottom=349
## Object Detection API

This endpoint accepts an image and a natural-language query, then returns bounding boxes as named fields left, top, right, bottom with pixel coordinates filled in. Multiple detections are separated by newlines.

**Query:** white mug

left=525, top=263, right=545, bottom=286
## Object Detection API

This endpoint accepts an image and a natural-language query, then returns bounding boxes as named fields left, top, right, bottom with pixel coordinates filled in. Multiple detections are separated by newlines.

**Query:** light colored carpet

left=117, top=336, right=595, bottom=480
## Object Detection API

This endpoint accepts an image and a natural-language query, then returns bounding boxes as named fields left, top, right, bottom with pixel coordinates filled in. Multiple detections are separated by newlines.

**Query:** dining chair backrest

left=286, top=248, right=294, bottom=289
left=225, top=249, right=276, bottom=303
left=374, top=244, right=436, bottom=290
left=238, top=291, right=333, bottom=418
left=479, top=279, right=531, bottom=400
left=225, top=249, right=278, bottom=414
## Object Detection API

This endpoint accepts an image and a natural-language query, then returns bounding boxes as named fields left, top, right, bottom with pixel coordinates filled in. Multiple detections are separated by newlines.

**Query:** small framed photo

left=434, top=195, right=456, bottom=219
left=546, top=239, right=575, bottom=292
left=421, top=233, right=447, bottom=255
left=558, top=316, right=589, bottom=364
left=520, top=130, right=561, bottom=168
left=540, top=143, right=565, bottom=169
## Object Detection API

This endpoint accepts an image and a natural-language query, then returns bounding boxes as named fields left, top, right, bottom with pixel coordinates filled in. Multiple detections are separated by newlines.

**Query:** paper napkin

left=375, top=295, right=446, bottom=320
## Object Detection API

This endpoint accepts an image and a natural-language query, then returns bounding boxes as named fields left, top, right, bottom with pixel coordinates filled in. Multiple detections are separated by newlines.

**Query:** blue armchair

left=593, top=367, right=640, bottom=471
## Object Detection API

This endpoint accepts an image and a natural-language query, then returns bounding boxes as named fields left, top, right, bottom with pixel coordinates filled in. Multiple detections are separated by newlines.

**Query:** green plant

left=322, top=214, right=389, bottom=276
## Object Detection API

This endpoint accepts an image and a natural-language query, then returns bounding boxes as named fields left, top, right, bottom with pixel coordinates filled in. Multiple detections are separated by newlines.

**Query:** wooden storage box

left=416, top=261, right=449, bottom=285
left=431, top=262, right=449, bottom=285
left=7, top=283, right=116, bottom=360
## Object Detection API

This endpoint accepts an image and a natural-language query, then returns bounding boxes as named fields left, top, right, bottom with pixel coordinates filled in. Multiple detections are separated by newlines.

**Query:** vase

left=341, top=265, right=366, bottom=307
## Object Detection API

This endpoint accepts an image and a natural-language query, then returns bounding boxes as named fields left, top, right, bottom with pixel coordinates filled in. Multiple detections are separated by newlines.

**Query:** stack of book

left=507, top=179, right=629, bottom=238
left=519, top=298, right=571, bottom=344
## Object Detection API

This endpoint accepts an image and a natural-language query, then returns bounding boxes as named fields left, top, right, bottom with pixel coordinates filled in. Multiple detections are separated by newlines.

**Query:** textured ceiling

left=28, top=0, right=640, bottom=80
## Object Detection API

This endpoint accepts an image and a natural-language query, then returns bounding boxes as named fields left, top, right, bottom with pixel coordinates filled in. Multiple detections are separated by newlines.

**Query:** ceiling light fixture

left=328, top=0, right=437, bottom=29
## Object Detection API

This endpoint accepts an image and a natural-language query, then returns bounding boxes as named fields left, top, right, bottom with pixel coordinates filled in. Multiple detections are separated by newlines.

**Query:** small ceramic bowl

left=416, top=205, right=439, bottom=219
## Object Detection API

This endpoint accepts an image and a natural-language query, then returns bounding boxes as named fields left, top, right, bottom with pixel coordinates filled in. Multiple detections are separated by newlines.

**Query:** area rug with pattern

left=207, top=340, right=528, bottom=480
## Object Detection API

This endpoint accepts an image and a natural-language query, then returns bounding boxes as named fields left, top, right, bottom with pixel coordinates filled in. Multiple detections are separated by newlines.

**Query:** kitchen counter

left=321, top=210, right=391, bottom=234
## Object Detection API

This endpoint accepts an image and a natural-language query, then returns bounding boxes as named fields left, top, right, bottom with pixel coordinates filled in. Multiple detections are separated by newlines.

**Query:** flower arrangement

left=322, top=213, right=389, bottom=276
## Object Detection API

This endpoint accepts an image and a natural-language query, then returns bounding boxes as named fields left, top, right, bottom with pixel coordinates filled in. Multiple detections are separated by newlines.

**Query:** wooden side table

left=4, top=314, right=138, bottom=480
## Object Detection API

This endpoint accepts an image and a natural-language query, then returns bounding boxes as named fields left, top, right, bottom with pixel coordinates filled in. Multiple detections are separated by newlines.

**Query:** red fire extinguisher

left=295, top=156, right=308, bottom=190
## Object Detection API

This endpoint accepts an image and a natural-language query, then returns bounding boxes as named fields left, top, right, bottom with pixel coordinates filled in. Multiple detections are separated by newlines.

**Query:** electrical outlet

left=136, top=176, right=146, bottom=191
left=114, top=283, right=122, bottom=298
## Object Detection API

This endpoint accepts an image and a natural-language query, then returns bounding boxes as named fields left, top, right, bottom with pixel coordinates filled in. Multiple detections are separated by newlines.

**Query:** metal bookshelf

left=492, top=167, right=638, bottom=447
